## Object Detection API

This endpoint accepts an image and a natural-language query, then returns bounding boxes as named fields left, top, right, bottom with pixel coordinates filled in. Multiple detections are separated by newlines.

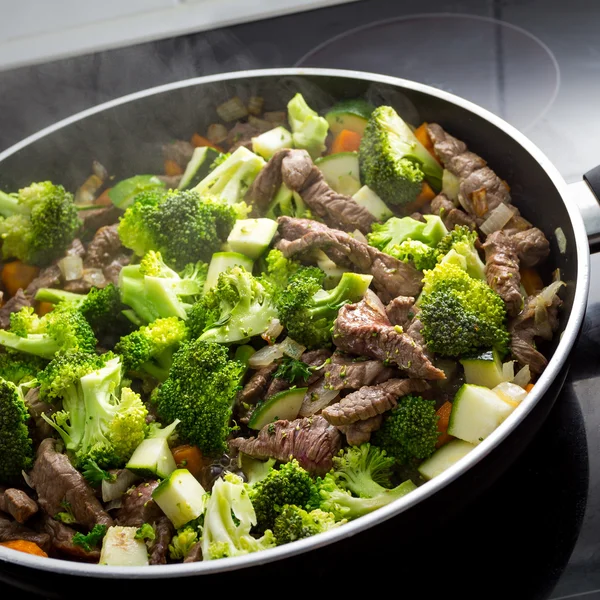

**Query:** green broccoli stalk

left=436, top=225, right=486, bottom=280
left=371, top=396, right=440, bottom=464
left=0, top=378, right=34, bottom=483
left=118, top=189, right=240, bottom=269
left=273, top=505, right=342, bottom=546
left=0, top=181, right=81, bottom=266
left=0, top=304, right=97, bottom=360
left=0, top=351, right=47, bottom=385
left=359, top=106, right=443, bottom=205
left=276, top=269, right=373, bottom=349
left=248, top=459, right=321, bottom=534
left=155, top=339, right=245, bottom=456
left=72, top=524, right=108, bottom=552
left=388, top=240, right=440, bottom=271
left=187, top=266, right=278, bottom=344
left=118, top=251, right=204, bottom=324
left=192, top=146, right=265, bottom=205
left=201, top=472, right=276, bottom=560
left=418, top=260, right=510, bottom=357
left=115, top=317, right=188, bottom=382
left=39, top=352, right=148, bottom=469
left=367, top=214, right=448, bottom=255
left=287, top=93, right=329, bottom=159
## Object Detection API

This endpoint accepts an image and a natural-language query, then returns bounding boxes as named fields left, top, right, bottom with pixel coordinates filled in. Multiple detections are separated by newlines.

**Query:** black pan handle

left=571, top=167, right=600, bottom=253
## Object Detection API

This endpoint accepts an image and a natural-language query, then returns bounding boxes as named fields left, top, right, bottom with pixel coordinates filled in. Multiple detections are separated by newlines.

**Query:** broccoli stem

left=0, top=190, right=29, bottom=217
left=0, top=330, right=60, bottom=359
left=35, top=288, right=85, bottom=304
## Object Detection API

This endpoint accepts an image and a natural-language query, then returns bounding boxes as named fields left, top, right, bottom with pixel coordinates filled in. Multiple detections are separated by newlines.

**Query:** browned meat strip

left=248, top=149, right=376, bottom=234
left=509, top=286, right=563, bottom=374
left=238, top=364, right=278, bottom=406
left=483, top=230, right=523, bottom=317
left=29, top=439, right=113, bottom=530
left=511, top=227, right=550, bottom=268
left=41, top=515, right=100, bottom=561
left=0, top=516, right=50, bottom=553
left=163, top=140, right=194, bottom=168
left=115, top=481, right=162, bottom=527
left=24, top=387, right=56, bottom=444
left=0, top=289, right=31, bottom=329
left=227, top=122, right=264, bottom=152
left=404, top=313, right=435, bottom=363
left=0, top=488, right=38, bottom=523
left=427, top=123, right=511, bottom=219
left=229, top=415, right=342, bottom=475
left=149, top=517, right=174, bottom=565
left=332, top=291, right=445, bottom=379
left=323, top=352, right=397, bottom=391
left=430, top=193, right=477, bottom=230
left=184, top=542, right=203, bottom=563
left=103, top=253, right=131, bottom=286
left=385, top=295, right=415, bottom=327
left=276, top=220, right=423, bottom=302
left=266, top=377, right=291, bottom=398
left=301, top=348, right=333, bottom=385
left=338, top=415, right=384, bottom=446
left=78, top=205, right=122, bottom=235
left=85, top=224, right=122, bottom=269
left=322, top=378, right=430, bottom=426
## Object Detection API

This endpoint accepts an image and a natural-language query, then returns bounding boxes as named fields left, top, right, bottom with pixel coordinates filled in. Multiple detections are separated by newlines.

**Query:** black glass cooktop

left=1, top=1, right=599, bottom=598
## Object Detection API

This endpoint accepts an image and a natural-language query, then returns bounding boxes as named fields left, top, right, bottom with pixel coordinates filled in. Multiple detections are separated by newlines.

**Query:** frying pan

left=0, top=68, right=596, bottom=595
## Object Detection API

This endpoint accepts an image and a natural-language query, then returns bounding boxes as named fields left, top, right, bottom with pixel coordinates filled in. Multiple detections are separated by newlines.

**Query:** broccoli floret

left=0, top=304, right=96, bottom=360
left=0, top=181, right=81, bottom=266
left=419, top=260, right=510, bottom=357
left=39, top=352, right=148, bottom=468
left=273, top=505, right=342, bottom=546
left=187, top=266, right=278, bottom=344
left=389, top=239, right=440, bottom=271
left=169, top=525, right=200, bottom=560
left=192, top=146, right=265, bottom=206
left=201, top=472, right=276, bottom=560
left=276, top=269, right=373, bottom=349
left=134, top=523, right=156, bottom=542
left=359, top=106, right=443, bottom=205
left=0, top=351, right=46, bottom=385
left=118, top=251, right=204, bottom=324
left=155, top=339, right=245, bottom=456
left=287, top=93, right=329, bottom=159
left=118, top=189, right=239, bottom=269
left=115, top=317, right=188, bottom=382
left=265, top=184, right=311, bottom=220
left=72, top=524, right=108, bottom=552
left=372, top=396, right=440, bottom=464
left=0, top=378, right=34, bottom=483
left=248, top=459, right=321, bottom=533
left=367, top=214, right=447, bottom=255
left=262, top=248, right=302, bottom=291
left=436, top=225, right=485, bottom=280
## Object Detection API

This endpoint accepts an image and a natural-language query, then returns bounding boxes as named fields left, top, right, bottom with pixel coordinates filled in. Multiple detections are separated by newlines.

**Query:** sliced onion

left=21, top=470, right=33, bottom=488
left=105, top=498, right=123, bottom=511
left=262, top=318, right=284, bottom=345
left=480, top=203, right=517, bottom=236
left=279, top=336, right=306, bottom=360
left=82, top=268, right=106, bottom=288
left=442, top=169, right=460, bottom=202
left=248, top=344, right=285, bottom=369
left=102, top=469, right=140, bottom=503
left=58, top=255, right=83, bottom=281
left=502, top=360, right=515, bottom=382
left=351, top=229, right=368, bottom=244
left=513, top=365, right=531, bottom=388
left=555, top=227, right=567, bottom=254
left=493, top=381, right=528, bottom=406
left=299, top=380, right=339, bottom=417
left=92, top=160, right=108, bottom=181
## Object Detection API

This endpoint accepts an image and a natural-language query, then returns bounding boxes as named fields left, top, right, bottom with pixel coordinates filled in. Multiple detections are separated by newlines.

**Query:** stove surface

left=0, top=1, right=599, bottom=598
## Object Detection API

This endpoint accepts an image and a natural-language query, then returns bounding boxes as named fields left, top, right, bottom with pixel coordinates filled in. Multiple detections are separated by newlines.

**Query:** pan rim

left=0, top=67, right=590, bottom=578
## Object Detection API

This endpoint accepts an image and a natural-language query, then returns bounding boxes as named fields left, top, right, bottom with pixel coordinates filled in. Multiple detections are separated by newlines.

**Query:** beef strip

left=85, top=224, right=122, bottom=269
left=184, top=541, right=203, bottom=563
left=385, top=295, right=415, bottom=327
left=0, top=516, right=50, bottom=553
left=163, top=140, right=194, bottom=168
left=115, top=481, right=162, bottom=526
left=323, top=352, right=397, bottom=391
left=509, top=287, right=562, bottom=374
left=430, top=193, right=477, bottom=230
left=103, top=253, right=131, bottom=286
left=78, top=205, right=122, bottom=235
left=322, top=378, right=430, bottom=426
left=301, top=348, right=333, bottom=385
left=29, top=439, right=113, bottom=530
left=483, top=230, right=523, bottom=317
left=404, top=313, right=435, bottom=363
left=0, top=488, right=38, bottom=523
left=337, top=415, right=384, bottom=446
left=41, top=515, right=100, bottom=561
left=227, top=122, right=264, bottom=152
left=229, top=415, right=342, bottom=475
left=0, top=289, right=31, bottom=329
left=276, top=218, right=423, bottom=302
left=24, top=387, right=56, bottom=444
left=332, top=291, right=445, bottom=380
left=238, top=364, right=278, bottom=406
left=265, top=377, right=291, bottom=398
left=248, top=149, right=377, bottom=234
left=510, top=227, right=550, bottom=268
left=149, top=516, right=174, bottom=565
left=427, top=123, right=511, bottom=220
